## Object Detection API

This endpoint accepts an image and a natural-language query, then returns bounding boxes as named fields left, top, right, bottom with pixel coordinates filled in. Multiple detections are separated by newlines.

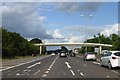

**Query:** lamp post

left=80, top=14, right=93, bottom=52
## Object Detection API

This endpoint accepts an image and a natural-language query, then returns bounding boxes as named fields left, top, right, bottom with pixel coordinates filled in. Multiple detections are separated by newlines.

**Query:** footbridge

left=34, top=43, right=112, bottom=55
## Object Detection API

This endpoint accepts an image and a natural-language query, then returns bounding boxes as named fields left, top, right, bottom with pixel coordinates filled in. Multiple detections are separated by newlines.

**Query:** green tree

left=30, top=38, right=46, bottom=55
left=2, top=28, right=38, bottom=58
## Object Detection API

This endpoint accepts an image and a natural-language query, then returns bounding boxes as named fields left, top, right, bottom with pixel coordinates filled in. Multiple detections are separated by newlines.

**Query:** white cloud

left=64, top=34, right=86, bottom=43
left=65, top=25, right=104, bottom=36
left=55, top=2, right=100, bottom=13
left=101, top=23, right=118, bottom=37
left=2, top=2, right=53, bottom=39
left=2, top=0, right=119, bottom=2
left=53, top=29, right=64, bottom=38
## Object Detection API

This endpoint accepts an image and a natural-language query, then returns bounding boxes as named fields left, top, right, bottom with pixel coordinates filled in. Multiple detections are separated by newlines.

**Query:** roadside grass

left=2, top=55, right=39, bottom=60
left=1, top=54, right=48, bottom=60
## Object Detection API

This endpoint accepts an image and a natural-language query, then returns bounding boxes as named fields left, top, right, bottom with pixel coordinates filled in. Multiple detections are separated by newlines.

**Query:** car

left=70, top=53, right=76, bottom=57
left=60, top=51, right=67, bottom=57
left=51, top=52, right=55, bottom=56
left=83, top=52, right=96, bottom=61
left=100, top=51, right=120, bottom=70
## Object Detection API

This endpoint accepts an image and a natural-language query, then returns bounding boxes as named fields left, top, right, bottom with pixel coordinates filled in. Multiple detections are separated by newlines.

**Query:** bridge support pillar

left=99, top=46, right=102, bottom=54
left=40, top=46, right=42, bottom=55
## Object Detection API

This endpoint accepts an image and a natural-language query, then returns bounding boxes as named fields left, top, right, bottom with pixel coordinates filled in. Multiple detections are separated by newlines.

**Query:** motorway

left=1, top=54, right=120, bottom=80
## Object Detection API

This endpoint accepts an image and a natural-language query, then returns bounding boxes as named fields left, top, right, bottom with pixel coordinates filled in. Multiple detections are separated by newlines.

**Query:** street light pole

left=80, top=14, right=93, bottom=52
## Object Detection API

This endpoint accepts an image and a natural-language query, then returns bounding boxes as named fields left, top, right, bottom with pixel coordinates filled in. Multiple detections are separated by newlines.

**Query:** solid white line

left=70, top=70, right=75, bottom=76
left=65, top=62, right=71, bottom=69
left=27, top=62, right=41, bottom=68
left=0, top=55, right=51, bottom=72
left=34, top=70, right=40, bottom=75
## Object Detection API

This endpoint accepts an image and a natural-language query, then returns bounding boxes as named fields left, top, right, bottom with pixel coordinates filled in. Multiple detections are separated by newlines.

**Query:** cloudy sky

left=1, top=1, right=119, bottom=50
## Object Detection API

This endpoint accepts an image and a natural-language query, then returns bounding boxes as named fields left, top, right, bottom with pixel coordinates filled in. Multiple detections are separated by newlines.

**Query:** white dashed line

left=48, top=57, right=58, bottom=69
left=80, top=72, right=84, bottom=76
left=1, top=55, right=51, bottom=72
left=27, top=62, right=41, bottom=69
left=42, top=74, right=47, bottom=78
left=42, top=57, right=58, bottom=78
left=93, top=62, right=101, bottom=66
left=77, top=56, right=83, bottom=58
left=70, top=70, right=75, bottom=76
left=45, top=71, right=49, bottom=74
left=47, top=68, right=50, bottom=71
left=34, top=70, right=40, bottom=75
left=37, top=59, right=40, bottom=60
left=83, top=64, right=87, bottom=67
left=16, top=73, right=20, bottom=76
left=0, top=55, right=51, bottom=72
left=65, top=62, right=71, bottom=69
left=111, top=70, right=118, bottom=74
left=107, top=75, right=110, bottom=78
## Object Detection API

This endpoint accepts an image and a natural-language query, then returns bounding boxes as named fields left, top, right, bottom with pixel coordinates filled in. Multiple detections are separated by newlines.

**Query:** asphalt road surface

left=1, top=54, right=120, bottom=80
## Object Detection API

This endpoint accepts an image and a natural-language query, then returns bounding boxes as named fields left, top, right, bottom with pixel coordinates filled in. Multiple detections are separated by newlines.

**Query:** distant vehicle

left=100, top=51, right=120, bottom=70
left=51, top=52, right=55, bottom=56
left=60, top=51, right=67, bottom=57
left=70, top=53, right=76, bottom=57
left=83, top=52, right=96, bottom=61
left=74, top=50, right=79, bottom=54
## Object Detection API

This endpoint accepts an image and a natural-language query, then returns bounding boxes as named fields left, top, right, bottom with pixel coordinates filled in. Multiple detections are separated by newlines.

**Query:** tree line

left=80, top=33, right=120, bottom=53
left=2, top=28, right=44, bottom=59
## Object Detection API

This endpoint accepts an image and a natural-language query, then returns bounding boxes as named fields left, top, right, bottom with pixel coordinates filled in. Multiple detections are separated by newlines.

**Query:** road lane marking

left=8, top=70, right=20, bottom=76
left=111, top=70, right=118, bottom=74
left=77, top=70, right=85, bottom=76
left=65, top=62, right=71, bottom=69
left=93, top=62, right=101, bottom=66
left=32, top=60, right=35, bottom=61
left=42, top=56, right=58, bottom=78
left=107, top=75, right=110, bottom=78
left=48, top=56, right=58, bottom=69
left=27, top=62, right=41, bottom=68
left=16, top=69, right=32, bottom=76
left=77, top=56, right=83, bottom=58
left=34, top=70, right=40, bottom=75
left=42, top=74, right=47, bottom=77
left=80, top=72, right=84, bottom=76
left=16, top=73, right=20, bottom=76
left=45, top=71, right=49, bottom=74
left=1, top=55, right=51, bottom=72
left=47, top=68, right=50, bottom=71
left=97, top=59, right=100, bottom=61
left=70, top=70, right=75, bottom=76
left=83, top=64, right=87, bottom=67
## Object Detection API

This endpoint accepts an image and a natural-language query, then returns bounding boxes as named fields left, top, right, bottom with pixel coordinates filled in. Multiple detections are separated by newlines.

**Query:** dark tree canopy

left=2, top=28, right=38, bottom=59
left=80, top=33, right=120, bottom=53
left=61, top=46, right=68, bottom=52
left=30, top=38, right=42, bottom=43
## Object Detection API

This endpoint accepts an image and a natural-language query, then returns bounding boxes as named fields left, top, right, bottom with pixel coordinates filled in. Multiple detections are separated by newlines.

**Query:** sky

left=1, top=1, right=119, bottom=50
